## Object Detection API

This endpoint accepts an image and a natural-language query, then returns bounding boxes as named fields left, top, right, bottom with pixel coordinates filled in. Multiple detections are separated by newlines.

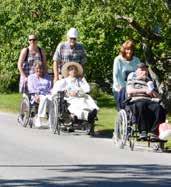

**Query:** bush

left=0, top=0, right=170, bottom=93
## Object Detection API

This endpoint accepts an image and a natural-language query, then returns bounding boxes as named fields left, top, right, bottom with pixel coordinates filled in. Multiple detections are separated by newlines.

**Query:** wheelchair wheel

left=129, top=138, right=135, bottom=151
left=51, top=96, right=61, bottom=135
left=113, top=109, right=128, bottom=149
left=18, top=94, right=30, bottom=127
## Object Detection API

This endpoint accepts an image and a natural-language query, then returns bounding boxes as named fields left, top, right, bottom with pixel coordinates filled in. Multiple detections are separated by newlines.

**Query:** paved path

left=0, top=112, right=171, bottom=187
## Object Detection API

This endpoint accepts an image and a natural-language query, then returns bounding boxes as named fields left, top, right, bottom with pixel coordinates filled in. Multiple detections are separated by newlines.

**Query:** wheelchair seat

left=50, top=91, right=96, bottom=136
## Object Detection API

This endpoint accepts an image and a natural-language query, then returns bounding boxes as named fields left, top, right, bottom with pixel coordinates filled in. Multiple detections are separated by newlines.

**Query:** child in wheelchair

left=51, top=62, right=99, bottom=133
left=126, top=63, right=166, bottom=141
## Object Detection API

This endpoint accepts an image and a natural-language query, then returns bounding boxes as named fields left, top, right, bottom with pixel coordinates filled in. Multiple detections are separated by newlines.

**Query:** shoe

left=150, top=133, right=160, bottom=141
left=62, top=126, right=68, bottom=131
left=139, top=131, right=147, bottom=140
left=71, top=115, right=78, bottom=123
left=68, top=126, right=75, bottom=132
left=35, top=117, right=41, bottom=127
left=88, top=109, right=97, bottom=123
left=17, top=114, right=24, bottom=126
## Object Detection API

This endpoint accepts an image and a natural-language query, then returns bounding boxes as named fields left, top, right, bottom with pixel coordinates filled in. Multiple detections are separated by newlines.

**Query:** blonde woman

left=18, top=34, right=46, bottom=92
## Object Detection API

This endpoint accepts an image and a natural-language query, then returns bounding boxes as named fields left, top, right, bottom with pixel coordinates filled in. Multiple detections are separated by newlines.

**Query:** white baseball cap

left=67, top=28, right=78, bottom=38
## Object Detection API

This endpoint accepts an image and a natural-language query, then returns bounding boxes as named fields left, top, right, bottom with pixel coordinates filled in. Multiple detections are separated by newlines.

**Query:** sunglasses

left=69, top=38, right=76, bottom=40
left=68, top=66, right=77, bottom=71
left=29, top=38, right=37, bottom=41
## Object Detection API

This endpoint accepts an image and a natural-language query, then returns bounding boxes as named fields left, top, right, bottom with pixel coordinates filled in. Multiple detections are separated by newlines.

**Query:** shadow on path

left=0, top=164, right=171, bottom=186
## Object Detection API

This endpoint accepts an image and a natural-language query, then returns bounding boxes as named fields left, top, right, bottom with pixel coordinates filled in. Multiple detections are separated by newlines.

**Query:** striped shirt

left=127, top=72, right=153, bottom=101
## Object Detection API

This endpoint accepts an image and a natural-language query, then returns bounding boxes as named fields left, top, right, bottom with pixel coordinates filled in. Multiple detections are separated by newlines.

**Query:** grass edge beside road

left=0, top=93, right=116, bottom=133
left=0, top=93, right=171, bottom=148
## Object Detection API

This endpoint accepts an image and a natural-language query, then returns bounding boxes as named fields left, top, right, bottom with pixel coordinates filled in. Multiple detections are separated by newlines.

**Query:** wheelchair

left=17, top=93, right=39, bottom=128
left=50, top=91, right=96, bottom=136
left=113, top=98, right=167, bottom=152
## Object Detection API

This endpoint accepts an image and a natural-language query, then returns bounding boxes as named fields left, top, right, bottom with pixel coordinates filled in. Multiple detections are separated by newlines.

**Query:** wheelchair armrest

left=52, top=91, right=66, bottom=100
left=151, top=98, right=161, bottom=103
left=122, top=97, right=132, bottom=104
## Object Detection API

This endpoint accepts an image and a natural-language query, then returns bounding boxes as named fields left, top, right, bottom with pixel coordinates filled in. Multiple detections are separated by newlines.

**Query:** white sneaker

left=35, top=117, right=41, bottom=127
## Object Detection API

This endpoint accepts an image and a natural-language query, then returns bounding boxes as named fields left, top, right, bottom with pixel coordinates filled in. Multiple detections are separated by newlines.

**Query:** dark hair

left=137, top=63, right=149, bottom=69
left=120, top=40, right=135, bottom=60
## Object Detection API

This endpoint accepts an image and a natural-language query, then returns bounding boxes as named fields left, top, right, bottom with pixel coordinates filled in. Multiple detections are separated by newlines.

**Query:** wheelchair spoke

left=113, top=110, right=128, bottom=149
left=18, top=96, right=30, bottom=127
left=51, top=97, right=61, bottom=134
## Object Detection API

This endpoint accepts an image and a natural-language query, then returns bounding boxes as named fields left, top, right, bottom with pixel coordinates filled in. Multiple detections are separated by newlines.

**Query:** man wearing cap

left=126, top=63, right=166, bottom=140
left=53, top=28, right=87, bottom=82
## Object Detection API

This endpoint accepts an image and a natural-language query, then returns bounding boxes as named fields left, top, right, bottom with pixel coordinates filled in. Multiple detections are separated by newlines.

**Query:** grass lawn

left=0, top=93, right=171, bottom=148
left=0, top=93, right=117, bottom=132
left=0, top=93, right=21, bottom=113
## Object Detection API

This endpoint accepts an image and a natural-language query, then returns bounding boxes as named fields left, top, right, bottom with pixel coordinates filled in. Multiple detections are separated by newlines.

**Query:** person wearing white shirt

left=52, top=62, right=99, bottom=122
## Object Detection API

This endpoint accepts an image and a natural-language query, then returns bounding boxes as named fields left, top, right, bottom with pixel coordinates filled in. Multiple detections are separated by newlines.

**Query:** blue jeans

left=113, top=87, right=127, bottom=111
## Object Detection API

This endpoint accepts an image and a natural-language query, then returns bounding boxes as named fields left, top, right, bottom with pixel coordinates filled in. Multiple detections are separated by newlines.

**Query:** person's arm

left=53, top=60, right=59, bottom=82
left=41, top=48, right=46, bottom=63
left=46, top=74, right=52, bottom=94
left=127, top=85, right=147, bottom=96
left=53, top=43, right=62, bottom=82
left=80, top=45, right=87, bottom=65
left=51, top=79, right=66, bottom=95
left=79, top=77, right=90, bottom=93
left=27, top=75, right=36, bottom=94
left=127, top=84, right=160, bottom=98
left=27, top=74, right=41, bottom=103
left=113, top=56, right=121, bottom=92
left=41, top=48, right=47, bottom=73
left=17, top=48, right=28, bottom=78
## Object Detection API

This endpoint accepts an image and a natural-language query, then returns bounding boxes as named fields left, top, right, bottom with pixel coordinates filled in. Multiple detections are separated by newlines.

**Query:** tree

left=0, top=0, right=170, bottom=93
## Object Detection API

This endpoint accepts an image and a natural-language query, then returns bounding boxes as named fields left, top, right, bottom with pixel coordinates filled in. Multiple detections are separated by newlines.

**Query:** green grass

left=0, top=92, right=117, bottom=136
left=0, top=92, right=171, bottom=148
left=0, top=93, right=21, bottom=113
left=94, top=94, right=117, bottom=137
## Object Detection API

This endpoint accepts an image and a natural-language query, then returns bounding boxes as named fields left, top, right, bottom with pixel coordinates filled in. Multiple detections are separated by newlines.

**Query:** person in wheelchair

left=126, top=63, right=166, bottom=141
left=27, top=61, right=52, bottom=127
left=51, top=61, right=99, bottom=129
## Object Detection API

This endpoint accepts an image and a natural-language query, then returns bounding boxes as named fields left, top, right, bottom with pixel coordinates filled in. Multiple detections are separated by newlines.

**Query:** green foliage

left=0, top=0, right=170, bottom=92
left=89, top=82, right=103, bottom=99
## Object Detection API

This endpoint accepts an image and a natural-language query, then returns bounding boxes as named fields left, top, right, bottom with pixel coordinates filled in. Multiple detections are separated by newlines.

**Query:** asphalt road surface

left=0, top=112, right=171, bottom=187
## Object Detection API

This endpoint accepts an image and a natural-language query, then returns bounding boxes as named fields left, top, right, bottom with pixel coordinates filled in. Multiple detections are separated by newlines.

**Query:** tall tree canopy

left=0, top=0, right=170, bottom=92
